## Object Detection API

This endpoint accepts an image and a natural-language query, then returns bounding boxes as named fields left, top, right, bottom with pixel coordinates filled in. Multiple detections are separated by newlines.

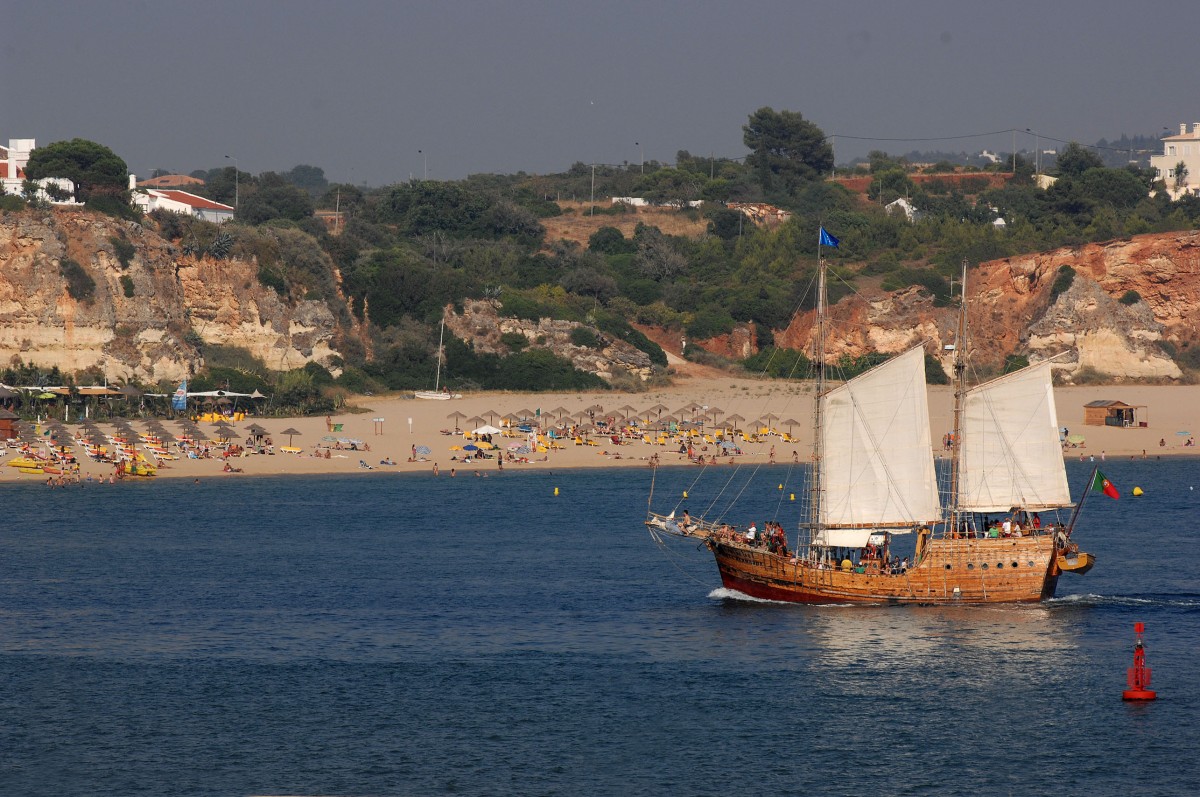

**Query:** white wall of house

left=1, top=138, right=80, bottom=204
left=1150, top=122, right=1200, bottom=199
left=132, top=188, right=234, bottom=223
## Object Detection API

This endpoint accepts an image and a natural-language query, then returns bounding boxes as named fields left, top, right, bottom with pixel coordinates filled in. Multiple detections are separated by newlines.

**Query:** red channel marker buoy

left=1122, top=622, right=1157, bottom=701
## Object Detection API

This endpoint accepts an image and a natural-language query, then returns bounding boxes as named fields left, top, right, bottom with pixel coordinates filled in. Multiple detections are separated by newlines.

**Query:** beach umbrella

left=415, top=445, right=431, bottom=455
left=250, top=389, right=266, bottom=399
left=447, top=410, right=467, bottom=422
left=516, top=408, right=535, bottom=420
left=783, top=417, right=801, bottom=434
left=482, top=408, right=501, bottom=424
left=725, top=413, right=746, bottom=430
left=246, top=423, right=268, bottom=438
left=473, top=424, right=503, bottom=435
left=463, top=444, right=479, bottom=451
left=551, top=406, right=571, bottom=420
left=280, top=427, right=302, bottom=446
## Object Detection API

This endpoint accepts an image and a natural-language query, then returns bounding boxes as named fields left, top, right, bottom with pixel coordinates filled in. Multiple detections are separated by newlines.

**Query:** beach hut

left=1083, top=399, right=1147, bottom=428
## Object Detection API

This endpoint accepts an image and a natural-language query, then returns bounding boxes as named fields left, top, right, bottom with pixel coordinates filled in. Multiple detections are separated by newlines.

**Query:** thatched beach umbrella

left=551, top=406, right=571, bottom=420
left=725, top=413, right=746, bottom=430
left=280, top=427, right=302, bottom=446
left=447, top=410, right=467, bottom=422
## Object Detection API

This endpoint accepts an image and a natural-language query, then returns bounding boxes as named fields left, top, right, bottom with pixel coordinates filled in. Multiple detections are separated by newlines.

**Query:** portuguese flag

left=1091, top=470, right=1120, bottom=500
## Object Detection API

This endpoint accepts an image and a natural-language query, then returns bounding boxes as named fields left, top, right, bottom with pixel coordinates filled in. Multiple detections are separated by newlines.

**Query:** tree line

left=8, top=107, right=1200, bottom=409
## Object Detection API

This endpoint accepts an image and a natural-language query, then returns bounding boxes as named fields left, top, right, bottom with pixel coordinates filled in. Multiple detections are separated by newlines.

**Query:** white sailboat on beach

left=415, top=316, right=462, bottom=400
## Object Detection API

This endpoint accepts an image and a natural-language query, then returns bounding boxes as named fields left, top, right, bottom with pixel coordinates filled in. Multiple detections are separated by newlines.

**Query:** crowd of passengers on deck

left=950, top=511, right=1056, bottom=539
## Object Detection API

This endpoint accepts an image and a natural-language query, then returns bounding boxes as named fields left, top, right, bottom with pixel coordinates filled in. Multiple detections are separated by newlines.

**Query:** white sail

left=819, top=346, right=941, bottom=534
left=958, top=360, right=1070, bottom=512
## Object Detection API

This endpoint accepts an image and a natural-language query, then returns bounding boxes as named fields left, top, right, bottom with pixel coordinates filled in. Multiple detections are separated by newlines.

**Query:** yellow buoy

left=683, top=490, right=688, bottom=498
left=789, top=493, right=795, bottom=501
left=554, top=486, right=559, bottom=496
left=1132, top=486, right=1144, bottom=496
left=778, top=483, right=783, bottom=490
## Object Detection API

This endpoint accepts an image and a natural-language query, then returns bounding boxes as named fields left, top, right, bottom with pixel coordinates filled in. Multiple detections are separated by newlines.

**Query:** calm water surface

left=1, top=459, right=1197, bottom=795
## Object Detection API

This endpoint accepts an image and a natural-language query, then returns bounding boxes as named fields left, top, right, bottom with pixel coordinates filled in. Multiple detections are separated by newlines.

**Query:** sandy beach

left=3, top=376, right=1197, bottom=484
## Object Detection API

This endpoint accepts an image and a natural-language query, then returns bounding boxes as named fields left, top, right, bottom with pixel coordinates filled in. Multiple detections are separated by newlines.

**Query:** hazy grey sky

left=5, top=0, right=1195, bottom=185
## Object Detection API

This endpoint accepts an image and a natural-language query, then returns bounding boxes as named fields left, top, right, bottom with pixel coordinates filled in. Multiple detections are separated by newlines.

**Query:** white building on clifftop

left=1151, top=123, right=1200, bottom=199
left=1, top=138, right=80, bottom=204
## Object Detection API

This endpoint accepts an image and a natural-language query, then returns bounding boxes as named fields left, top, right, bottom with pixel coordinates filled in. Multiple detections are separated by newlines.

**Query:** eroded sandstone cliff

left=0, top=209, right=345, bottom=382
left=772, top=230, right=1200, bottom=382
left=446, top=300, right=653, bottom=381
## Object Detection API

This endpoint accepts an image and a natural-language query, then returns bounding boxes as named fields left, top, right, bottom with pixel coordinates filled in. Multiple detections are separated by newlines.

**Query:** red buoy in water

left=1123, top=622, right=1157, bottom=701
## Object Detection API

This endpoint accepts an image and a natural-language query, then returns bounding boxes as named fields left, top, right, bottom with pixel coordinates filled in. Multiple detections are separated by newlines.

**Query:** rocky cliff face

left=0, top=209, right=345, bottom=382
left=772, top=230, right=1200, bottom=382
left=446, top=300, right=654, bottom=381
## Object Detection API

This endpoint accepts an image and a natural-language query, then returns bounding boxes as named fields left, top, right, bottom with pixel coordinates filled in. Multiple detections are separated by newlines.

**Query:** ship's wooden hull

left=710, top=536, right=1062, bottom=604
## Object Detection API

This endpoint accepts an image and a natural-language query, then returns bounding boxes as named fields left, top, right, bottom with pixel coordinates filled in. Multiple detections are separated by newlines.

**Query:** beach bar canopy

left=1083, top=399, right=1147, bottom=428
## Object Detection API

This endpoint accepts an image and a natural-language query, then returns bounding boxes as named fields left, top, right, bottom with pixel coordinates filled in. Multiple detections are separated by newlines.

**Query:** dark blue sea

left=1, top=458, right=1197, bottom=796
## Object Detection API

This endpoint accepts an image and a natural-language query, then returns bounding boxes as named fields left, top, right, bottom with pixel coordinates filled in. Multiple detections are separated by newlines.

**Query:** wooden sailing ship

left=647, top=259, right=1095, bottom=604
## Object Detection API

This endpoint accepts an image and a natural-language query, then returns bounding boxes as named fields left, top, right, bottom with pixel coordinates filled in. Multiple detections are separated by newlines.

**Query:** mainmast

left=433, top=316, right=446, bottom=392
left=947, top=259, right=969, bottom=532
left=808, top=255, right=828, bottom=538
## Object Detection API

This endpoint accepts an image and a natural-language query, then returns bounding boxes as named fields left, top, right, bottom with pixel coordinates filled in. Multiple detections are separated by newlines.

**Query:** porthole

left=981, top=563, right=989, bottom=570
left=945, top=564, right=952, bottom=570
left=997, top=562, right=1004, bottom=569
left=967, top=563, right=975, bottom=570
left=1028, top=561, right=1035, bottom=567
left=1013, top=562, right=1020, bottom=569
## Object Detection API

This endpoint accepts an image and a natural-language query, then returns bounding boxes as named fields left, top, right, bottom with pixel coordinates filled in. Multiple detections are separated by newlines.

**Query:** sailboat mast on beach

left=415, top=314, right=462, bottom=400
left=646, top=232, right=1101, bottom=604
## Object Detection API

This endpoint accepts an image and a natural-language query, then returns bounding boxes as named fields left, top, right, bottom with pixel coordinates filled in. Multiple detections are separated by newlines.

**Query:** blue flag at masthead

left=819, top=227, right=839, bottom=248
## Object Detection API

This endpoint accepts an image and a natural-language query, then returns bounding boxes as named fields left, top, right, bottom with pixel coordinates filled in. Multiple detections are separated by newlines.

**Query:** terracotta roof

left=138, top=174, right=204, bottom=188
left=152, top=190, right=233, bottom=212
left=0, top=163, right=23, bottom=179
